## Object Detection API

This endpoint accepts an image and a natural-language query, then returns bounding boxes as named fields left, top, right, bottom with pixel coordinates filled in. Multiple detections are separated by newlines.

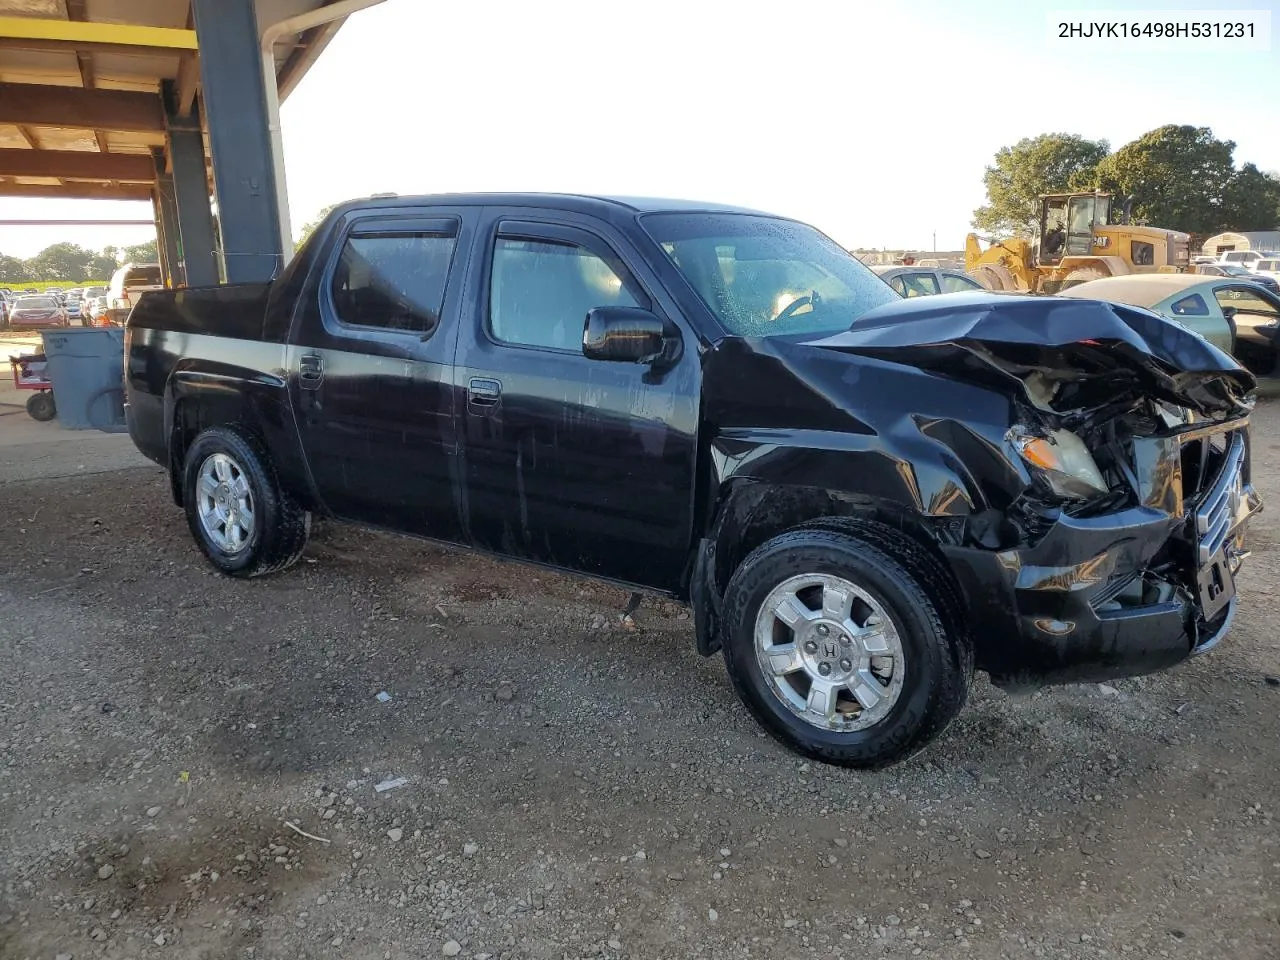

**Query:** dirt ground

left=1, top=405, right=1278, bottom=960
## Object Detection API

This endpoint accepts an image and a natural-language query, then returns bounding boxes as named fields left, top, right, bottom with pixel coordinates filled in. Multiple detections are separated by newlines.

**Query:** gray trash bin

left=39, top=328, right=127, bottom=432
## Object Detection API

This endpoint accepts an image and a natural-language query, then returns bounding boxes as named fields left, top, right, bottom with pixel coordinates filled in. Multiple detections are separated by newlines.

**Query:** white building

left=1200, top=230, right=1280, bottom=255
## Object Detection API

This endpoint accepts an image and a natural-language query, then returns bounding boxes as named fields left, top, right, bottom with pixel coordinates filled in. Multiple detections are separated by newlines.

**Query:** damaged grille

left=1193, top=430, right=1247, bottom=565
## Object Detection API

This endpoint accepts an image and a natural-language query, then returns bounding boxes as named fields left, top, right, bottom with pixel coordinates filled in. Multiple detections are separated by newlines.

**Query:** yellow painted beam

left=0, top=16, right=197, bottom=50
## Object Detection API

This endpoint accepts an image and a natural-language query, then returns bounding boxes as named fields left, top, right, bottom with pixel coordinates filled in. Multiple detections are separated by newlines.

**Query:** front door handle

left=299, top=354, right=323, bottom=389
left=468, top=377, right=502, bottom=408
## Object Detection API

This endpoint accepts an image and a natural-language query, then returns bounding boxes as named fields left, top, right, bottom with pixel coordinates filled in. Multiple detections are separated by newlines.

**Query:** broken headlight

left=1011, top=427, right=1109, bottom=501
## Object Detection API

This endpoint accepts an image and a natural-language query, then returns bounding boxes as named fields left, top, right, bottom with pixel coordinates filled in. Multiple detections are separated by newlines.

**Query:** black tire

left=181, top=424, right=311, bottom=578
left=721, top=523, right=971, bottom=768
left=26, top=391, right=56, bottom=422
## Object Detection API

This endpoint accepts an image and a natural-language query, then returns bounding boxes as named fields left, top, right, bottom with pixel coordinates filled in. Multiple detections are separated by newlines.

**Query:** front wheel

left=721, top=524, right=970, bottom=768
left=182, top=425, right=311, bottom=577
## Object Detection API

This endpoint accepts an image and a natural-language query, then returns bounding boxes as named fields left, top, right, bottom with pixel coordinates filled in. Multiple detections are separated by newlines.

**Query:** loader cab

left=1038, top=193, right=1112, bottom=265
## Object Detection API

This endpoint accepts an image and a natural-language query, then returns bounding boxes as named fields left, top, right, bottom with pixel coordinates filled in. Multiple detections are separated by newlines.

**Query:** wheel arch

left=163, top=362, right=314, bottom=509
left=690, top=479, right=962, bottom=657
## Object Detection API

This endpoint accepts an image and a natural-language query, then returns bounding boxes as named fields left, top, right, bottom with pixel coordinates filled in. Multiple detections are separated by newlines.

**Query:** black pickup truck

left=125, top=193, right=1260, bottom=767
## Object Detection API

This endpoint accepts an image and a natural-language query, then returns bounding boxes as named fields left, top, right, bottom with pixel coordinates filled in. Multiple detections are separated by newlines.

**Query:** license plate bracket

left=1196, top=549, right=1236, bottom=622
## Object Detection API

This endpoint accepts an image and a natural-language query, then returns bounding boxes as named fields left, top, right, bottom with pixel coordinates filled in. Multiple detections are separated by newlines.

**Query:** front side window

left=644, top=213, right=897, bottom=338
left=939, top=273, right=983, bottom=293
left=489, top=236, right=642, bottom=351
left=1131, top=241, right=1155, bottom=266
left=1215, top=287, right=1280, bottom=318
left=331, top=230, right=457, bottom=333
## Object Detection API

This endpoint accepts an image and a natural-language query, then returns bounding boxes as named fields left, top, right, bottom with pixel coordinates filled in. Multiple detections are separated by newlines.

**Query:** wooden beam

left=0, top=180, right=152, bottom=201
left=15, top=126, right=39, bottom=148
left=0, top=147, right=154, bottom=181
left=175, top=53, right=200, bottom=117
left=0, top=83, right=164, bottom=133
left=0, top=16, right=196, bottom=50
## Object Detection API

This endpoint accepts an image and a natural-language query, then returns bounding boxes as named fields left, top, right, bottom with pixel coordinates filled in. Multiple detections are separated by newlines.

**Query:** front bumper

left=945, top=430, right=1260, bottom=687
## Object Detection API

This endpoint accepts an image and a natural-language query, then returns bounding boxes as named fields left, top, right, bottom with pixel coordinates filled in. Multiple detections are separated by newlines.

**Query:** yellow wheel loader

left=965, top=192, right=1191, bottom=294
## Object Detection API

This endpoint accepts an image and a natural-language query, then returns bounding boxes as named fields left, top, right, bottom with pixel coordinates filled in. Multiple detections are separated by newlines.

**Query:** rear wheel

left=721, top=524, right=970, bottom=768
left=182, top=425, right=311, bottom=577
left=26, top=391, right=56, bottom=422
left=1059, top=266, right=1109, bottom=290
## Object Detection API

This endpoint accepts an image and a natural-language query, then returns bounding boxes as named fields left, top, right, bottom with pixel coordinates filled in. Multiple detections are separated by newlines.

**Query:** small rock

left=719, top=847, right=731, bottom=857
left=146, top=806, right=161, bottom=818
left=387, top=828, right=403, bottom=842
left=96, top=865, right=115, bottom=880
left=834, top=837, right=849, bottom=848
left=463, top=842, right=479, bottom=858
left=708, top=908, right=719, bottom=923
left=154, top=934, right=167, bottom=946
left=667, top=871, right=685, bottom=881
left=1265, top=676, right=1280, bottom=687
left=974, top=849, right=992, bottom=860
left=495, top=682, right=517, bottom=702
left=56, top=954, right=73, bottom=960
left=607, top=939, right=622, bottom=950
left=90, top=927, right=106, bottom=941
left=442, top=940, right=462, bottom=957
left=1098, top=683, right=1119, bottom=697
left=784, top=918, right=800, bottom=928
left=322, top=808, right=336, bottom=820
left=633, top=849, right=646, bottom=861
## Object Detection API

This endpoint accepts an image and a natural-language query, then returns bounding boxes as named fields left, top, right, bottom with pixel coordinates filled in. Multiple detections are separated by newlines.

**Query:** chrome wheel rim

left=754, top=573, right=906, bottom=732
left=196, top=453, right=255, bottom=554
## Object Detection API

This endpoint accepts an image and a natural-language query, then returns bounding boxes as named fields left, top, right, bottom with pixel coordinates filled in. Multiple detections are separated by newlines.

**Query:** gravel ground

left=1, top=405, right=1278, bottom=960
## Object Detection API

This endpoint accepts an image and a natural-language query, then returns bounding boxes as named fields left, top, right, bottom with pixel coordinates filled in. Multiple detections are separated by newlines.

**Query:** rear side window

left=124, top=265, right=163, bottom=285
left=489, top=236, right=642, bottom=351
left=331, top=229, right=458, bottom=334
left=899, top=273, right=940, bottom=297
left=939, top=273, right=982, bottom=293
left=1170, top=293, right=1209, bottom=316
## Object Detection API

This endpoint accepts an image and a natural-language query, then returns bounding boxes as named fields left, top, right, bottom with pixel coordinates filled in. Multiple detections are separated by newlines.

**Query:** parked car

left=1060, top=274, right=1280, bottom=373
left=106, top=262, right=165, bottom=323
left=80, top=285, right=106, bottom=308
left=1218, top=250, right=1280, bottom=270
left=8, top=295, right=70, bottom=329
left=1251, top=258, right=1280, bottom=279
left=124, top=193, right=1260, bottom=768
left=1196, top=263, right=1280, bottom=294
left=871, top=265, right=985, bottom=297
left=85, top=296, right=109, bottom=325
left=64, top=297, right=83, bottom=321
left=0, top=291, right=11, bottom=328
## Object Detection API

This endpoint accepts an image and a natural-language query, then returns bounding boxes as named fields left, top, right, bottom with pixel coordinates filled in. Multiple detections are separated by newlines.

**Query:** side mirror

left=583, top=306, right=676, bottom=364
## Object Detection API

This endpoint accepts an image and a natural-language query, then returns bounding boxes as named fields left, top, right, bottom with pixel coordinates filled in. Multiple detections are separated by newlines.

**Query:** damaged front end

left=815, top=293, right=1262, bottom=686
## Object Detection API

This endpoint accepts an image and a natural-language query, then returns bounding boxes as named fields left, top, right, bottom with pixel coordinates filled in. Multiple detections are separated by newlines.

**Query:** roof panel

left=82, top=0, right=190, bottom=28
left=0, top=1, right=67, bottom=16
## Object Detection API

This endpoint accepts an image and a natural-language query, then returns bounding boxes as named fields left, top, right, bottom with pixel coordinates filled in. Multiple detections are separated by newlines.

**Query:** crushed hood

left=808, top=292, right=1254, bottom=419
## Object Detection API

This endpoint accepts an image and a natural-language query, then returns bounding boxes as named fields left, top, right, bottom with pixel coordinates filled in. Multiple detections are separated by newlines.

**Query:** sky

left=2, top=0, right=1278, bottom=260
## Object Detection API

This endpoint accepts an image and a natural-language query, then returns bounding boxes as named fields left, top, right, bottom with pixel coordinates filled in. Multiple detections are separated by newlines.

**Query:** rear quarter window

left=1169, top=293, right=1210, bottom=317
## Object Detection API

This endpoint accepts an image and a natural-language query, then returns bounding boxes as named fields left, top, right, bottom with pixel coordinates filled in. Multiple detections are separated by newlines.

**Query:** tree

left=295, top=203, right=339, bottom=251
left=1092, top=125, right=1239, bottom=234
left=122, top=240, right=159, bottom=264
left=0, top=253, right=26, bottom=283
left=1221, top=163, right=1280, bottom=231
left=89, top=251, right=120, bottom=279
left=972, top=133, right=1109, bottom=237
left=23, top=242, right=94, bottom=282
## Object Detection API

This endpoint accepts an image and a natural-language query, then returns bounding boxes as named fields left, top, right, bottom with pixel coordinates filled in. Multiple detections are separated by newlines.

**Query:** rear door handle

left=468, top=377, right=502, bottom=409
left=299, top=354, right=323, bottom=389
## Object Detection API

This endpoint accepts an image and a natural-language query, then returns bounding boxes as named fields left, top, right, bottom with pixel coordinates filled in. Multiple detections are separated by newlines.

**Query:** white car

left=1218, top=250, right=1280, bottom=271
left=106, top=262, right=164, bottom=323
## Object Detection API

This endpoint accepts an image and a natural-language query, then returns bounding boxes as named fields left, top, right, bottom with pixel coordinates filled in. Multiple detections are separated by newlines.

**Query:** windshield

left=19, top=297, right=56, bottom=309
left=642, top=213, right=898, bottom=338
left=84, top=286, right=106, bottom=297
